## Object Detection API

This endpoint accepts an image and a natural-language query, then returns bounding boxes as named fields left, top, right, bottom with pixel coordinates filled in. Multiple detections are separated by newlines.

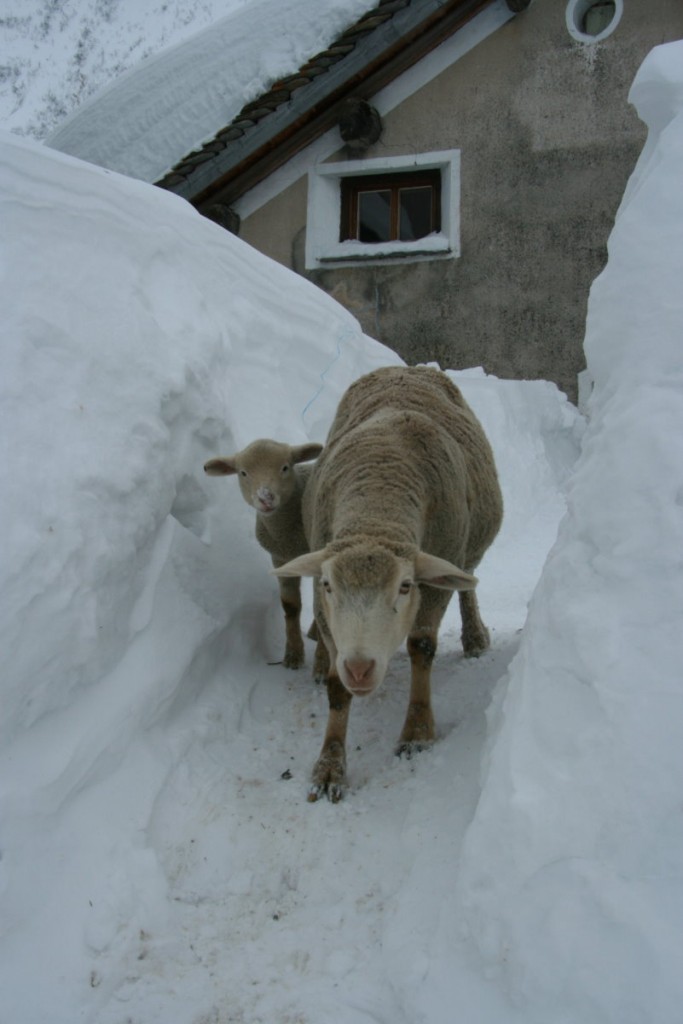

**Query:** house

left=49, top=0, right=683, bottom=402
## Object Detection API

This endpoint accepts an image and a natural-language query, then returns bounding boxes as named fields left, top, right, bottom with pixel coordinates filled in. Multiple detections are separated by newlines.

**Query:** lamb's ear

left=204, top=457, right=238, bottom=476
left=415, top=552, right=478, bottom=591
left=291, top=443, right=323, bottom=464
left=272, top=551, right=326, bottom=578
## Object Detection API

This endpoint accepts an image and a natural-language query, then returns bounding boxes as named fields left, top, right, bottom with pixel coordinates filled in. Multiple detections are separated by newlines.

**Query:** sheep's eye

left=399, top=580, right=412, bottom=595
left=281, top=464, right=290, bottom=474
left=240, top=469, right=248, bottom=478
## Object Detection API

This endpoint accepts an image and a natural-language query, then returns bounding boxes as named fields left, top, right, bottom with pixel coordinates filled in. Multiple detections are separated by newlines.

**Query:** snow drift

left=0, top=130, right=401, bottom=1020
left=0, top=131, right=398, bottom=751
left=456, top=40, right=683, bottom=1024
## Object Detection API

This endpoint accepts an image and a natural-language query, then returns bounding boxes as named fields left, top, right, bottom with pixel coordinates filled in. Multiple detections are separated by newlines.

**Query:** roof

left=160, top=0, right=523, bottom=210
left=47, top=0, right=381, bottom=184
left=48, top=0, right=529, bottom=211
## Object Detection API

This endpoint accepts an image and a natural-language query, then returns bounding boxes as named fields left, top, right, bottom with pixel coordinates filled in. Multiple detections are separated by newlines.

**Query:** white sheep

left=274, top=366, right=503, bottom=801
left=204, top=439, right=324, bottom=671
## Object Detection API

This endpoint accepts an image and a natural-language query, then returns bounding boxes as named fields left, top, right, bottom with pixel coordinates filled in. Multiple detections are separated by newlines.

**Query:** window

left=341, top=169, right=441, bottom=244
left=305, top=150, right=460, bottom=270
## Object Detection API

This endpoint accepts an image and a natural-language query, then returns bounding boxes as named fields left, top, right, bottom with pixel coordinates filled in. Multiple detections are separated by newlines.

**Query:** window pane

left=358, top=189, right=391, bottom=242
left=399, top=186, right=433, bottom=241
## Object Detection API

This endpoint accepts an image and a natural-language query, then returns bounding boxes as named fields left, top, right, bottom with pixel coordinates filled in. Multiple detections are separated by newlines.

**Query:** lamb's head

left=274, top=542, right=477, bottom=695
left=204, top=439, right=322, bottom=515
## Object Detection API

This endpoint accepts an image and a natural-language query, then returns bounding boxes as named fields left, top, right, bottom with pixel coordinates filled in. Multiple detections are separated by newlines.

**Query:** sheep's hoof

left=396, top=704, right=435, bottom=755
left=307, top=781, right=344, bottom=803
left=309, top=748, right=346, bottom=802
left=462, top=626, right=490, bottom=658
left=282, top=646, right=305, bottom=670
left=463, top=643, right=488, bottom=658
left=395, top=738, right=433, bottom=761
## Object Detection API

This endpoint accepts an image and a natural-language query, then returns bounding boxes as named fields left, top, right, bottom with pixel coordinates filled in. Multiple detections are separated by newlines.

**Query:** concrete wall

left=240, top=0, right=683, bottom=402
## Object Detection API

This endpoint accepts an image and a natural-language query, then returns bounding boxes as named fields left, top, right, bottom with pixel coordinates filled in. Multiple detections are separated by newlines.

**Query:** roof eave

left=157, top=0, right=508, bottom=210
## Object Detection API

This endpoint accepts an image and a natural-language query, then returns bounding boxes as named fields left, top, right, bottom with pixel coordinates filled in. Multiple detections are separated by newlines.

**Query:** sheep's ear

left=291, top=443, right=323, bottom=464
left=414, top=552, right=478, bottom=591
left=204, top=457, right=238, bottom=476
left=273, top=551, right=326, bottom=578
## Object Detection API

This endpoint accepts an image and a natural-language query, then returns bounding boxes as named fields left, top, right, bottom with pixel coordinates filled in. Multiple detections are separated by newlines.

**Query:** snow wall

left=455, top=41, right=683, bottom=1024
left=0, top=140, right=407, bottom=755
left=0, top=129, right=400, bottom=1015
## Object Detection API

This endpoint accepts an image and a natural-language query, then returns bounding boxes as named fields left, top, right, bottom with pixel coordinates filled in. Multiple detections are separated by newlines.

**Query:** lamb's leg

left=277, top=575, right=305, bottom=669
left=312, top=638, right=330, bottom=683
left=309, top=674, right=351, bottom=803
left=307, top=598, right=329, bottom=681
left=459, top=589, right=490, bottom=657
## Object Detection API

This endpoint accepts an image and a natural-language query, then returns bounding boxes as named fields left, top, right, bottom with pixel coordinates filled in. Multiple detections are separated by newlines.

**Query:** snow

left=0, top=0, right=255, bottom=141
left=454, top=38, right=683, bottom=1024
left=1, top=25, right=682, bottom=1024
left=43, top=0, right=380, bottom=182
left=324, top=232, right=454, bottom=263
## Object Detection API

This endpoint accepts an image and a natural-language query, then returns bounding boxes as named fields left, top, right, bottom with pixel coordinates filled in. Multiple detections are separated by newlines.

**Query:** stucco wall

left=240, top=0, right=683, bottom=402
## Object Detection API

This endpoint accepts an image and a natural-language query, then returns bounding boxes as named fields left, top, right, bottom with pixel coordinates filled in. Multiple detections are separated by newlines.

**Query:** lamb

left=274, top=366, right=503, bottom=802
left=204, top=439, right=323, bottom=671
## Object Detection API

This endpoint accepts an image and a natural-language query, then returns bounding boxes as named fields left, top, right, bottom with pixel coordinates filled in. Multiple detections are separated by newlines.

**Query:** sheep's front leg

left=309, top=674, right=352, bottom=803
left=276, top=574, right=305, bottom=669
left=459, top=590, right=490, bottom=657
left=396, top=630, right=437, bottom=757
left=397, top=589, right=451, bottom=756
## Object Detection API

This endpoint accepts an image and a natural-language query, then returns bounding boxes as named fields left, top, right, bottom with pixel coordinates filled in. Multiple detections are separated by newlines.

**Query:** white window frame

left=305, top=150, right=460, bottom=271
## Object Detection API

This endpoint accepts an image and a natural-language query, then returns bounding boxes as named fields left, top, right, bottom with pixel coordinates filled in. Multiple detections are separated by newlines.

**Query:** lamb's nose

left=344, top=658, right=376, bottom=693
left=255, top=487, right=276, bottom=510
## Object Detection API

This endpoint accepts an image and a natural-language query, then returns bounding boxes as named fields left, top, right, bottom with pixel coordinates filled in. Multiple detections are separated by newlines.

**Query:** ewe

left=275, top=366, right=503, bottom=801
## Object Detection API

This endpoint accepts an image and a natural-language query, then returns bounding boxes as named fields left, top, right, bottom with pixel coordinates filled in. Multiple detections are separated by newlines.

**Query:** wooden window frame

left=340, top=169, right=442, bottom=243
left=305, top=150, right=459, bottom=269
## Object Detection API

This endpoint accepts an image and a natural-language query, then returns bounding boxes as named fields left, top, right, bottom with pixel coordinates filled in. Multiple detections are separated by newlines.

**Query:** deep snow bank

left=0, top=131, right=401, bottom=1017
left=0, top=130, right=398, bottom=753
left=456, top=41, right=683, bottom=1024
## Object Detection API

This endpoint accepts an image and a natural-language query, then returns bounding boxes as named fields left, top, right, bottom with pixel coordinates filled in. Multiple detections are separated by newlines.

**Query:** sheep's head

left=274, top=543, right=477, bottom=695
left=204, top=439, right=322, bottom=515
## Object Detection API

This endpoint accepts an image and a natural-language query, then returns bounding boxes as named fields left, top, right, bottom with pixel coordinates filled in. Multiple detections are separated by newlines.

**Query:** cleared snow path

left=0, top=132, right=582, bottom=1024
left=87, top=376, right=580, bottom=1024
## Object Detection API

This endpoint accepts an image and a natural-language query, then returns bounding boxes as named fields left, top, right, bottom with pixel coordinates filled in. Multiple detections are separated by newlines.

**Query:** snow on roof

left=46, top=0, right=380, bottom=183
